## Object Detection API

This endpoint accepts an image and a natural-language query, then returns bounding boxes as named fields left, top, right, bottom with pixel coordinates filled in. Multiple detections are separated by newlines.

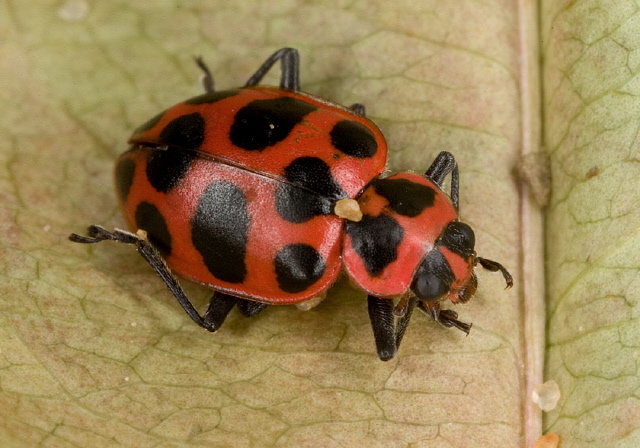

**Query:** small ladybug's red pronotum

left=71, top=48, right=512, bottom=361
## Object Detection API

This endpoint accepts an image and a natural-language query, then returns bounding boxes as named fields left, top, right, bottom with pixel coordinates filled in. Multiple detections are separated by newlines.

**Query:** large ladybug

left=71, top=48, right=512, bottom=361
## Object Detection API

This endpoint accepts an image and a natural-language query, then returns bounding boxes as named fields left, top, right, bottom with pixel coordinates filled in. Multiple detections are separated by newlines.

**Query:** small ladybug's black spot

left=275, top=184, right=332, bottom=224
left=230, top=97, right=316, bottom=151
left=345, top=214, right=404, bottom=277
left=145, top=148, right=196, bottom=193
left=134, top=110, right=166, bottom=134
left=115, top=157, right=136, bottom=202
left=275, top=244, right=326, bottom=293
left=412, top=249, right=454, bottom=301
left=373, top=178, right=437, bottom=217
left=283, top=157, right=345, bottom=199
left=438, top=221, right=475, bottom=259
left=184, top=89, right=241, bottom=105
left=330, top=120, right=378, bottom=159
left=135, top=202, right=172, bottom=256
left=191, top=181, right=250, bottom=284
left=158, top=113, right=206, bottom=149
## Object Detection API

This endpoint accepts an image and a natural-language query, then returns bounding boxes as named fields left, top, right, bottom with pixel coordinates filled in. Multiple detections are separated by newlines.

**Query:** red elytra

left=71, top=48, right=512, bottom=361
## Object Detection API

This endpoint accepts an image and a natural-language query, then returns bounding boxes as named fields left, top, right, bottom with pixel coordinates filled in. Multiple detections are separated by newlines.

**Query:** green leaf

left=1, top=1, right=528, bottom=446
left=542, top=0, right=640, bottom=446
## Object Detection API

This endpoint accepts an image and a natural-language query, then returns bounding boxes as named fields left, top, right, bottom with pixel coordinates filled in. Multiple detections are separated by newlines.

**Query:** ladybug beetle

left=71, top=48, right=512, bottom=361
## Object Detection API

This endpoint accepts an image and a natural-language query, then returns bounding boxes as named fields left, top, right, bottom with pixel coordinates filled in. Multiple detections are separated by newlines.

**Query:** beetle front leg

left=367, top=295, right=416, bottom=361
left=70, top=225, right=219, bottom=332
left=368, top=296, right=396, bottom=361
left=417, top=300, right=472, bottom=335
left=424, top=151, right=459, bottom=210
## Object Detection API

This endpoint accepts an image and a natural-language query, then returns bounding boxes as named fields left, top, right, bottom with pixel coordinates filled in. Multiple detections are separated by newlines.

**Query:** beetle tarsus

left=417, top=301, right=472, bottom=335
left=438, top=309, right=472, bottom=335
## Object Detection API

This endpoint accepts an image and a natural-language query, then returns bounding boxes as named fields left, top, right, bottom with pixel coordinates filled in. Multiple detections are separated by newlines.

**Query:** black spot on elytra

left=145, top=149, right=196, bottom=193
left=184, top=89, right=241, bottom=105
left=275, top=244, right=326, bottom=293
left=412, top=249, right=454, bottom=301
left=438, top=221, right=475, bottom=259
left=134, top=110, right=165, bottom=134
left=345, top=214, right=404, bottom=277
left=230, top=97, right=316, bottom=150
left=191, top=181, right=249, bottom=283
left=158, top=113, right=206, bottom=149
left=275, top=156, right=343, bottom=223
left=275, top=184, right=332, bottom=224
left=283, top=157, right=345, bottom=199
left=330, top=120, right=378, bottom=158
left=115, top=157, right=136, bottom=202
left=373, top=178, right=437, bottom=217
left=135, top=202, right=172, bottom=256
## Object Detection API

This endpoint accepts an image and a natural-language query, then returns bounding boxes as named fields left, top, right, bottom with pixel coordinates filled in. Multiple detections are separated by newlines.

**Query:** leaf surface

left=542, top=1, right=640, bottom=446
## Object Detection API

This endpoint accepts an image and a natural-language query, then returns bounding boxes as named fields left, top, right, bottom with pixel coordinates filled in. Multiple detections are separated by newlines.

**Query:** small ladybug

left=71, top=48, right=512, bottom=361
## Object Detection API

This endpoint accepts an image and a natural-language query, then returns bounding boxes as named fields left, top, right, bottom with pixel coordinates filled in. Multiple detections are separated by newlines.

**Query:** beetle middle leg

left=194, top=56, right=215, bottom=93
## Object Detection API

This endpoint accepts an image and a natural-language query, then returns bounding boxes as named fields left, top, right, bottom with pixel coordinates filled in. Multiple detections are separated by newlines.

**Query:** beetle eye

left=439, top=221, right=475, bottom=258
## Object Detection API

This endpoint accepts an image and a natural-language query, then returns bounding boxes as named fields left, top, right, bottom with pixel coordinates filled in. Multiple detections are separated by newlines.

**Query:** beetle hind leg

left=70, top=225, right=222, bottom=332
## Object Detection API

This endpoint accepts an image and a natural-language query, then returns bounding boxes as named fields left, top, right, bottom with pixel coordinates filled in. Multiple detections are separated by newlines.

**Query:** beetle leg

left=236, top=299, right=268, bottom=318
left=245, top=48, right=300, bottom=90
left=394, top=296, right=417, bottom=350
left=437, top=309, right=472, bottom=335
left=203, top=292, right=238, bottom=331
left=417, top=300, right=472, bottom=335
left=349, top=103, right=366, bottom=115
left=424, top=151, right=459, bottom=210
left=368, top=296, right=396, bottom=361
left=70, top=225, right=220, bottom=332
left=194, top=56, right=215, bottom=93
left=367, top=295, right=417, bottom=361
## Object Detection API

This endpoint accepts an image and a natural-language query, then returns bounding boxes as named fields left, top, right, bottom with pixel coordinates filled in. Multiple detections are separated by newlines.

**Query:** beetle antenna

left=476, top=257, right=513, bottom=289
